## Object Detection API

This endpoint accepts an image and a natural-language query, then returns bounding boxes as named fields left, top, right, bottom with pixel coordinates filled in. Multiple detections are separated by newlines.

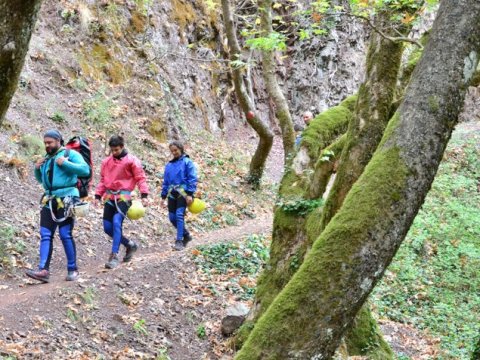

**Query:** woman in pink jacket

left=94, top=135, right=149, bottom=269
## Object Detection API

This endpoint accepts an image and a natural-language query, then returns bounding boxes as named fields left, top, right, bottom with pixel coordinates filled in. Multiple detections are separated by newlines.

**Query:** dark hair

left=294, top=124, right=304, bottom=132
left=108, top=135, right=125, bottom=147
left=169, top=140, right=185, bottom=154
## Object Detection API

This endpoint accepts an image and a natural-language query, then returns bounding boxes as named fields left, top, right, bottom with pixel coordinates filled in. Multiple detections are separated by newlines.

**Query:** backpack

left=65, top=136, right=93, bottom=198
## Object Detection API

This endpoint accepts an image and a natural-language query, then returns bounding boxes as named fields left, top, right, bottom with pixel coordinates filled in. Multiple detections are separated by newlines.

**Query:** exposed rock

left=221, top=303, right=250, bottom=336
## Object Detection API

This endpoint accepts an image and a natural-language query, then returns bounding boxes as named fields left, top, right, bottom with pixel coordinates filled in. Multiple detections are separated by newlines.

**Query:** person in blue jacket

left=25, top=129, right=90, bottom=283
left=161, top=141, right=197, bottom=251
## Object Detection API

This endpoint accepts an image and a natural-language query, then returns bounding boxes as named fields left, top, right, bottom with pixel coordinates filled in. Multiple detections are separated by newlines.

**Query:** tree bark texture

left=308, top=134, right=345, bottom=199
left=0, top=0, right=42, bottom=126
left=235, top=1, right=480, bottom=358
left=319, top=12, right=407, bottom=240
left=258, top=0, right=295, bottom=162
left=221, top=0, right=274, bottom=186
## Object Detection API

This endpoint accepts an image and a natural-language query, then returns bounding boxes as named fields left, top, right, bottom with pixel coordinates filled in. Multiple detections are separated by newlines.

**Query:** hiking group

left=25, top=130, right=198, bottom=283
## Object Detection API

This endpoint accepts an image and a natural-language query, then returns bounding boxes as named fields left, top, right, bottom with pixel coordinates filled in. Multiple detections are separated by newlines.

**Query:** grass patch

left=373, top=131, right=480, bottom=359
left=0, top=223, right=23, bottom=270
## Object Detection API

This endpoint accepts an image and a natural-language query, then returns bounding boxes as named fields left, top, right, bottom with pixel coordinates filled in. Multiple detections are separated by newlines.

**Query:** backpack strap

left=64, top=148, right=70, bottom=159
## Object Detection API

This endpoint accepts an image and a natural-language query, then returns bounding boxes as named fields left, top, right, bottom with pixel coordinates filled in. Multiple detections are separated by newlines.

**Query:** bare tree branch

left=344, top=12, right=424, bottom=49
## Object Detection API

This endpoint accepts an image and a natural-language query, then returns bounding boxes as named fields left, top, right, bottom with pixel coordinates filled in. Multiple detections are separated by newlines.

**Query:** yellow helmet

left=127, top=200, right=146, bottom=220
left=188, top=198, right=206, bottom=214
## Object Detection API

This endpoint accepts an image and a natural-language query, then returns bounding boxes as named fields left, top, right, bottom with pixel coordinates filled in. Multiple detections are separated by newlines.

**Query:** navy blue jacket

left=161, top=155, right=197, bottom=199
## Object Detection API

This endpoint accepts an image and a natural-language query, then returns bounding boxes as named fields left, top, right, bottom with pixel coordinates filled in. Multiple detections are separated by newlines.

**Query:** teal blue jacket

left=34, top=148, right=90, bottom=198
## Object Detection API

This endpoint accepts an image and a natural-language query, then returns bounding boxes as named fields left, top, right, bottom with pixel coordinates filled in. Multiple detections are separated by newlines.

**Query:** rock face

left=3, top=0, right=367, bottom=153
left=221, top=303, right=250, bottom=336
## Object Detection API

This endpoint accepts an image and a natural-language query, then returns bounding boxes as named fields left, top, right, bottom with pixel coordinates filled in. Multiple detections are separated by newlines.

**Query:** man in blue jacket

left=25, top=129, right=90, bottom=283
left=161, top=141, right=197, bottom=251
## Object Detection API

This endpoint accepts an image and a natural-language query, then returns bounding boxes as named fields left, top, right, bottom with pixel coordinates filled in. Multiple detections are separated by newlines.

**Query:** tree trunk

left=0, top=0, right=42, bottom=126
left=258, top=0, right=295, bottom=161
left=319, top=11, right=406, bottom=250
left=235, top=0, right=480, bottom=357
left=308, top=134, right=345, bottom=199
left=221, top=0, right=274, bottom=186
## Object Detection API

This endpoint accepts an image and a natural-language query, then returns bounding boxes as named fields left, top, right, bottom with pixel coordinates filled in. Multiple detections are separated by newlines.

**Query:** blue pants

left=39, top=202, right=77, bottom=271
left=103, top=201, right=131, bottom=254
left=168, top=196, right=190, bottom=241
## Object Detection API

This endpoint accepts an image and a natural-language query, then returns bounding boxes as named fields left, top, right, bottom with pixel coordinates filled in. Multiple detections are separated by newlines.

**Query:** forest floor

left=0, top=123, right=477, bottom=359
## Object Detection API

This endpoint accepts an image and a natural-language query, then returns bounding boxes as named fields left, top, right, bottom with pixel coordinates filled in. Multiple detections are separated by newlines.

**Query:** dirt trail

left=0, top=214, right=273, bottom=309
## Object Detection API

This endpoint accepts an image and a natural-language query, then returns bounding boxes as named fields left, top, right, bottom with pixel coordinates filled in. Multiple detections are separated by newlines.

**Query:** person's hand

left=186, top=196, right=193, bottom=206
left=56, top=156, right=67, bottom=166
left=35, top=158, right=45, bottom=169
left=161, top=199, right=167, bottom=208
left=141, top=198, right=149, bottom=207
left=93, top=199, right=100, bottom=208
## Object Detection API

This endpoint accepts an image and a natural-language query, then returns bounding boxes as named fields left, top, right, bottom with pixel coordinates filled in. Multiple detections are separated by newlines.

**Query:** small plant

left=277, top=198, right=323, bottom=216
left=133, top=319, right=148, bottom=336
left=196, top=324, right=207, bottom=339
left=66, top=308, right=79, bottom=322
left=81, top=287, right=96, bottom=306
left=156, top=348, right=171, bottom=360
left=156, top=347, right=171, bottom=360
left=0, top=224, right=16, bottom=269
left=83, top=90, right=114, bottom=126
left=49, top=111, right=66, bottom=123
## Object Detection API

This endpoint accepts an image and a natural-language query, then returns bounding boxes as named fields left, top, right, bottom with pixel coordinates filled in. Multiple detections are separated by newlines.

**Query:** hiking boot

left=183, top=232, right=192, bottom=247
left=25, top=268, right=50, bottom=283
left=105, top=253, right=120, bottom=269
left=123, top=241, right=138, bottom=263
left=66, top=270, right=79, bottom=281
left=172, top=241, right=185, bottom=251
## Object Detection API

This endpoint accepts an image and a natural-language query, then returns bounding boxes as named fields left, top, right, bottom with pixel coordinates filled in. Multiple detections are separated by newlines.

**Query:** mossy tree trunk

left=258, top=0, right=295, bottom=162
left=248, top=97, right=355, bottom=322
left=235, top=0, right=480, bottom=357
left=319, top=11, right=407, bottom=253
left=221, top=0, right=274, bottom=186
left=0, top=0, right=42, bottom=126
left=239, top=11, right=410, bottom=357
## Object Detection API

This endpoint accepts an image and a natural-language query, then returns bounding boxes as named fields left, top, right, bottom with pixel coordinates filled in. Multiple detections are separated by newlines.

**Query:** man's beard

left=46, top=146, right=59, bottom=155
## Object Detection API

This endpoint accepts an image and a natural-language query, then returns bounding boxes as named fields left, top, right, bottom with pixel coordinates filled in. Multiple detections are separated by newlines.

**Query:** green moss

left=78, top=44, right=131, bottom=84
left=345, top=306, right=394, bottom=359
left=301, top=96, right=356, bottom=160
left=379, top=111, right=400, bottom=148
left=235, top=320, right=255, bottom=348
left=305, top=206, right=323, bottom=246
left=278, top=169, right=307, bottom=198
left=236, top=144, right=408, bottom=358
left=147, top=117, right=168, bottom=142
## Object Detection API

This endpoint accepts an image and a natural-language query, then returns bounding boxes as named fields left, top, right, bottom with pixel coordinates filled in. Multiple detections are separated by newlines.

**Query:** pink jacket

left=95, top=153, right=149, bottom=199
